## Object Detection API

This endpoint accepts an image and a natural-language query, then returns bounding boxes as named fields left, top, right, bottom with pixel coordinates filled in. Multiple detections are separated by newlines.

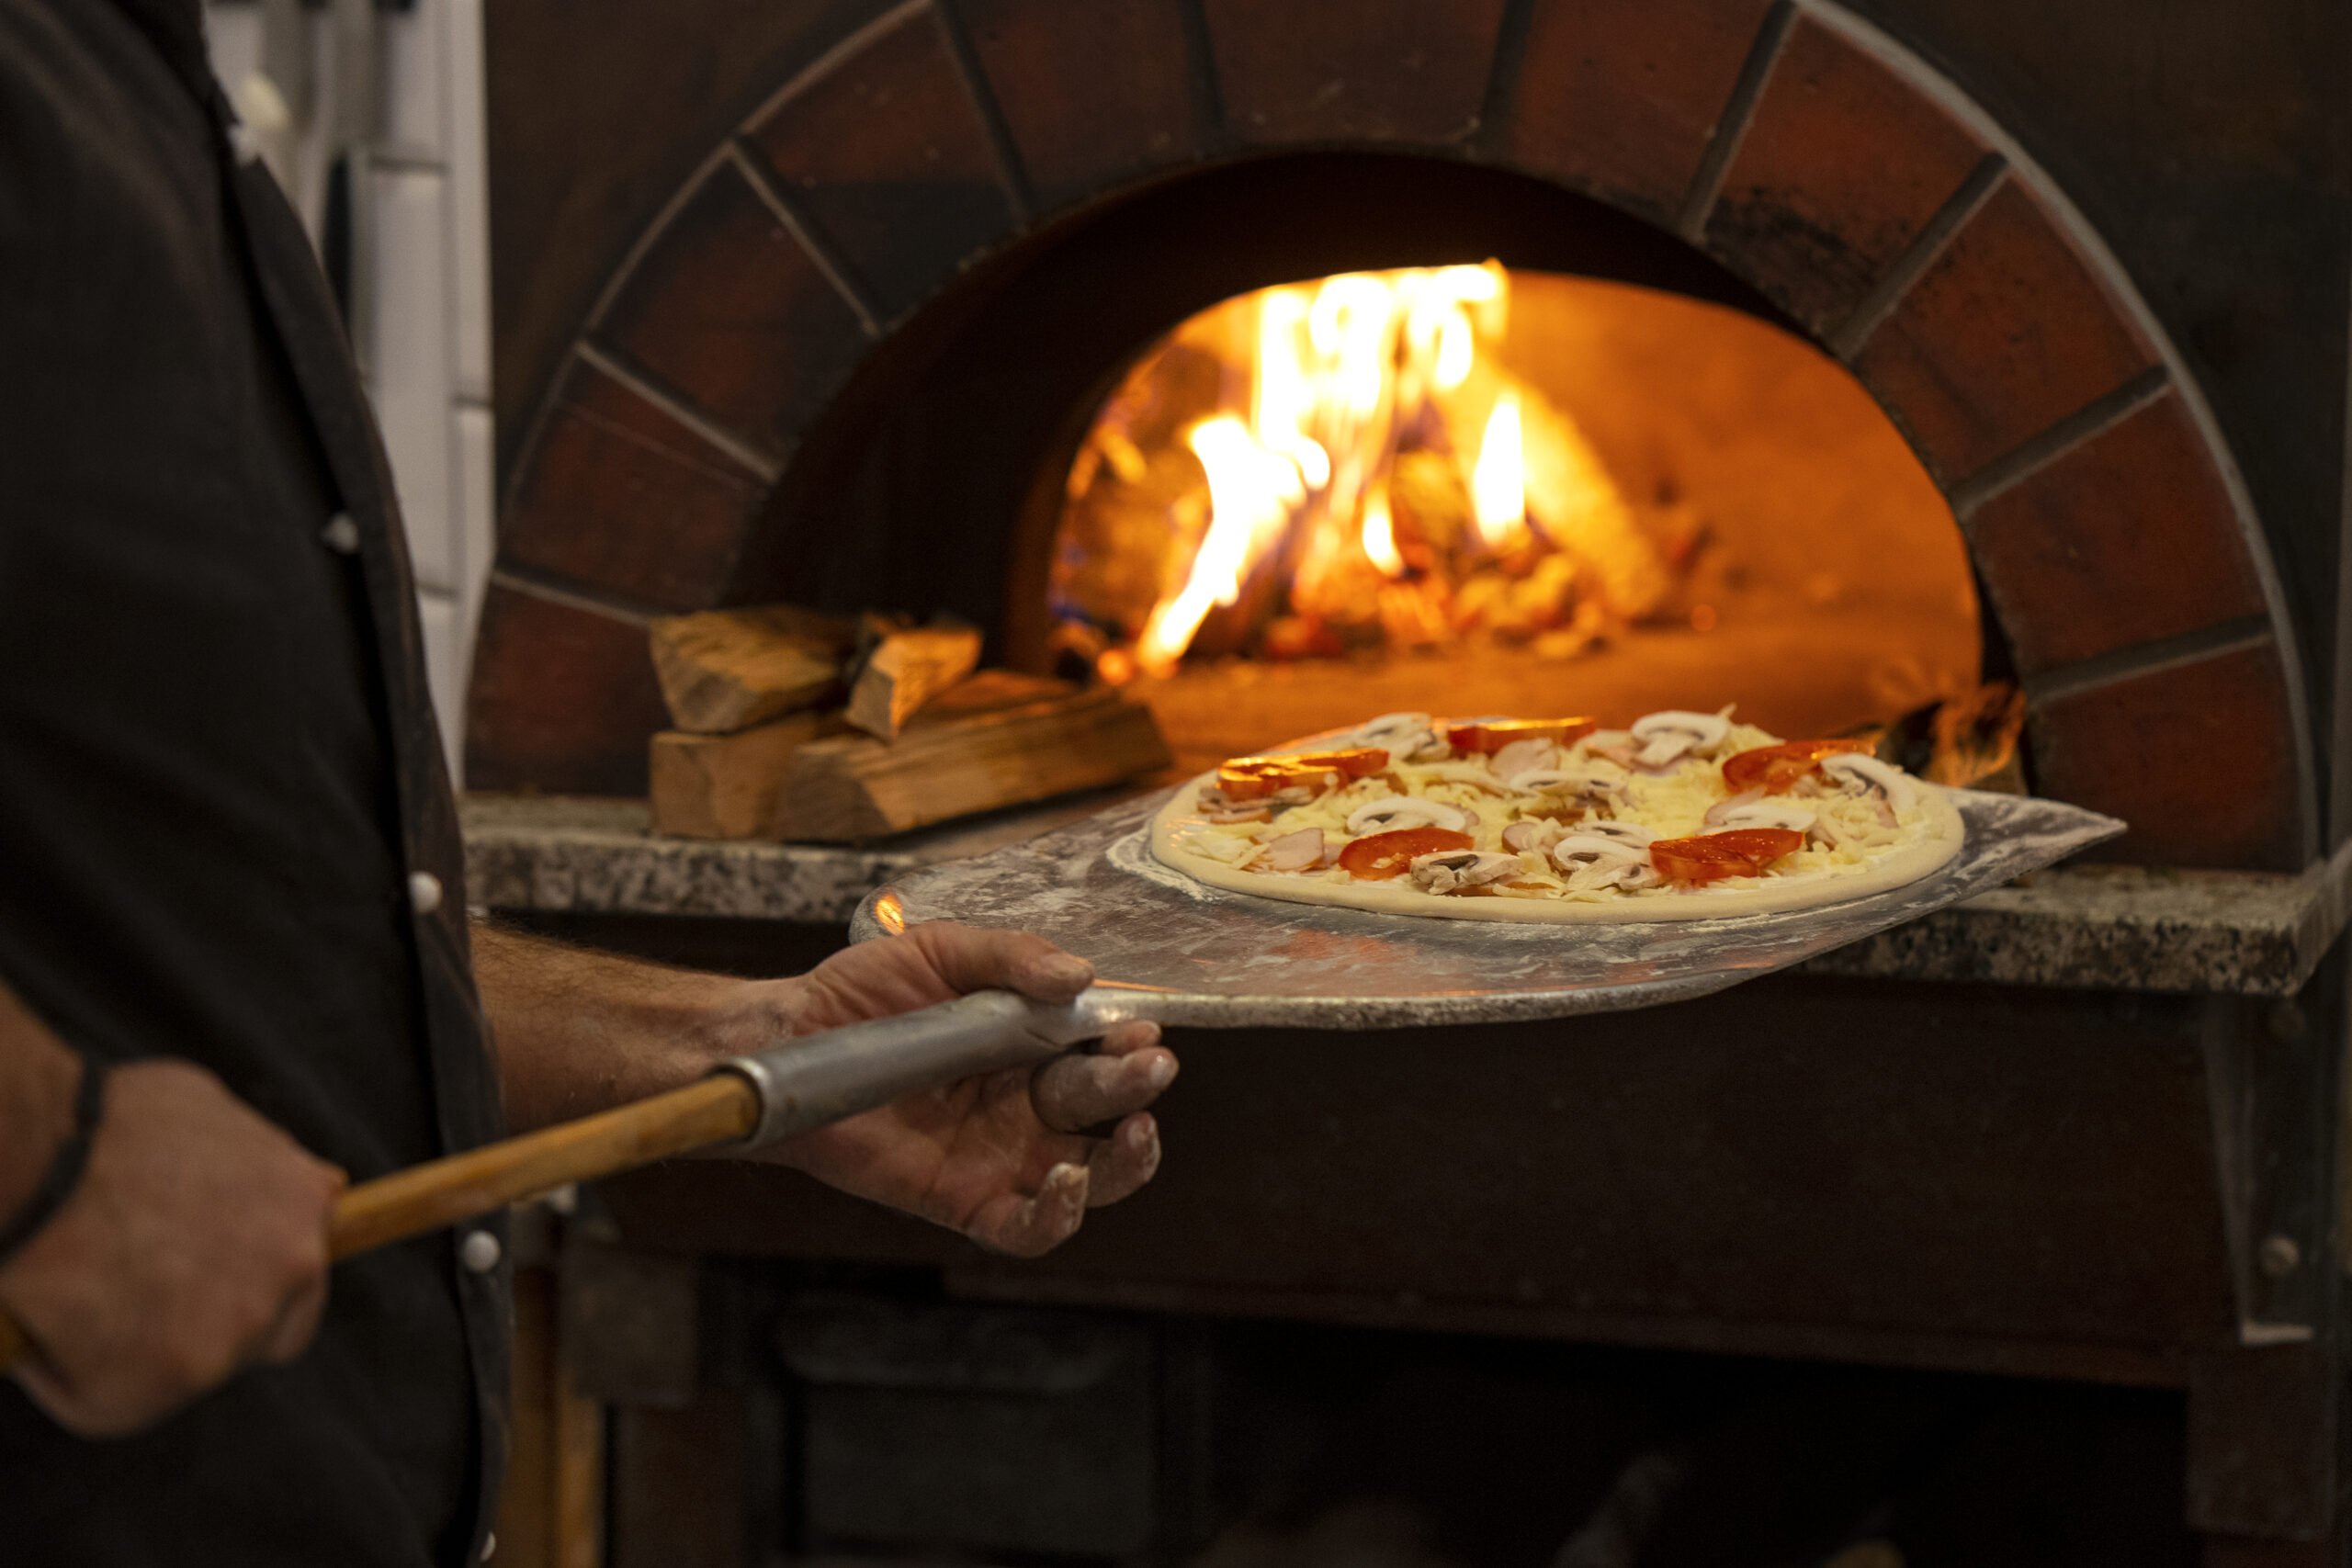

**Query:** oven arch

left=470, top=0, right=2312, bottom=871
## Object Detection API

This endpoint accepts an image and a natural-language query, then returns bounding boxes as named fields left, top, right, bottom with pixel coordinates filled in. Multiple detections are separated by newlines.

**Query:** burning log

left=773, top=680, right=1172, bottom=842
left=1430, top=358, right=1672, bottom=622
left=647, top=604, right=854, bottom=734
left=844, top=620, right=984, bottom=739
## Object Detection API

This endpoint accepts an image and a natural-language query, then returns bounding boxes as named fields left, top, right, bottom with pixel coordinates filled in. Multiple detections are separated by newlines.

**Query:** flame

left=1103, top=259, right=1650, bottom=671
left=1471, top=393, right=1525, bottom=547
left=1361, top=481, right=1404, bottom=576
left=1136, top=416, right=1305, bottom=673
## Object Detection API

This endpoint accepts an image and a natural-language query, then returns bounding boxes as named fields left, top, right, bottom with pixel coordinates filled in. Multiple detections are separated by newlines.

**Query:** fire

left=1471, top=394, right=1524, bottom=547
left=1061, top=263, right=1671, bottom=677
left=1136, top=416, right=1304, bottom=671
left=1360, top=481, right=1404, bottom=576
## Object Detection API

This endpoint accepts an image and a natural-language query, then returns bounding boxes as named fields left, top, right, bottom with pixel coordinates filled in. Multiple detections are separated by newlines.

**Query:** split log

left=647, top=605, right=854, bottom=734
left=649, top=708, right=851, bottom=839
left=844, top=624, right=984, bottom=739
left=773, top=685, right=1172, bottom=842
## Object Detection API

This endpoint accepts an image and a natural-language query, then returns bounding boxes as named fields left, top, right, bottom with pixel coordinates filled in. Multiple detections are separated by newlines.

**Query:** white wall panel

left=444, top=0, right=493, bottom=405
left=369, top=164, right=456, bottom=593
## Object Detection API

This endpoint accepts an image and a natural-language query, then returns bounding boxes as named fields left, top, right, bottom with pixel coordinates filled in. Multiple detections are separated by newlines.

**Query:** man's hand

left=477, top=919, right=1178, bottom=1258
left=763, top=923, right=1176, bottom=1258
left=0, top=1059, right=345, bottom=1436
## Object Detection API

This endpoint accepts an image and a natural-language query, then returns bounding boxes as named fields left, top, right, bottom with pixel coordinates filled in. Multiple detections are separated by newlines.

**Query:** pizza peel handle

left=0, top=988, right=1120, bottom=1379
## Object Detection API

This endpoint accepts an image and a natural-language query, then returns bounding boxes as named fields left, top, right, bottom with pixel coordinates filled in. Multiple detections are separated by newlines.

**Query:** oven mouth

left=1043, top=261, right=1978, bottom=774
left=726, top=152, right=1986, bottom=774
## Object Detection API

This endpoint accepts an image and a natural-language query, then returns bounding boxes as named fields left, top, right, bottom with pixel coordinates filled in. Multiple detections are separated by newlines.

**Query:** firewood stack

left=647, top=607, right=1172, bottom=842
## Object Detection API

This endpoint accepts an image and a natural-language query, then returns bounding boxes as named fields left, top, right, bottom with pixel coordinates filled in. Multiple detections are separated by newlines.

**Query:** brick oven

left=469, top=3, right=2352, bottom=1563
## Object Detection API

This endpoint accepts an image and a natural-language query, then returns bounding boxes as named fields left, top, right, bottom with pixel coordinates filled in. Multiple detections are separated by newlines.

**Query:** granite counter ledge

left=459, top=795, right=2352, bottom=997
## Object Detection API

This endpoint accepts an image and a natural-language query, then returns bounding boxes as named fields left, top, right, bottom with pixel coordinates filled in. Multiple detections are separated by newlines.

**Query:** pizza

left=1148, top=709, right=1964, bottom=922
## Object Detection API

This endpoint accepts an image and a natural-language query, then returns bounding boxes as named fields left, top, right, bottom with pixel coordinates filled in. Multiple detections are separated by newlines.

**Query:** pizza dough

left=1148, top=711, right=1965, bottom=923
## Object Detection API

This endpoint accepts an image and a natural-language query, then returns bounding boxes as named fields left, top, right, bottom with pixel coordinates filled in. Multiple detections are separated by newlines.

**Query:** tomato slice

left=1720, top=739, right=1873, bottom=795
left=1216, top=748, right=1389, bottom=801
left=1445, top=716, right=1599, bottom=755
left=1649, top=828, right=1804, bottom=884
left=1337, top=826, right=1474, bottom=881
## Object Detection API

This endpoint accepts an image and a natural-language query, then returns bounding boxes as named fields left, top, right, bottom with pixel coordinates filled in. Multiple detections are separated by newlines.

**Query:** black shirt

left=0, top=1, right=506, bottom=1562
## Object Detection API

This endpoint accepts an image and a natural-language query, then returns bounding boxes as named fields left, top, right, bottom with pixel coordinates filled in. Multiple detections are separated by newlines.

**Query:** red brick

left=1706, top=15, right=1988, bottom=335
left=2030, top=641, right=2303, bottom=871
left=464, top=582, right=667, bottom=795
left=745, top=6, right=1015, bottom=323
left=1501, top=0, right=1777, bottom=226
left=503, top=355, right=766, bottom=612
left=1853, top=177, right=2160, bottom=484
left=1202, top=0, right=1506, bottom=147
left=962, top=0, right=1206, bottom=212
left=598, top=160, right=871, bottom=456
left=1969, top=390, right=2267, bottom=674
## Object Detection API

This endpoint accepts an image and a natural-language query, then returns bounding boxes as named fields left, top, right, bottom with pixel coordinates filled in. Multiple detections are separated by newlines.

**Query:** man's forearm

left=0, top=982, right=85, bottom=1217
left=470, top=921, right=801, bottom=1133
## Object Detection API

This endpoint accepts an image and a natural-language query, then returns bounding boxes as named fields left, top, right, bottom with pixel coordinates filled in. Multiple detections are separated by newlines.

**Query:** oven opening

left=1047, top=265, right=1981, bottom=776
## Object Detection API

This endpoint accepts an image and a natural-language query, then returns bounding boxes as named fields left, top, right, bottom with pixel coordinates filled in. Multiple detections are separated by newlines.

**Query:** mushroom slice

left=1500, top=819, right=1554, bottom=854
left=1820, top=752, right=1917, bottom=818
left=1504, top=766, right=1623, bottom=802
left=1353, top=712, right=1451, bottom=761
left=1630, top=709, right=1732, bottom=770
left=1714, top=801, right=1817, bottom=835
left=1353, top=711, right=1433, bottom=747
left=1347, top=796, right=1470, bottom=834
left=1490, top=737, right=1557, bottom=784
left=1262, top=828, right=1325, bottom=873
left=1408, top=848, right=1521, bottom=895
left=1550, top=832, right=1662, bottom=891
left=1702, top=787, right=1767, bottom=827
left=1575, top=819, right=1657, bottom=847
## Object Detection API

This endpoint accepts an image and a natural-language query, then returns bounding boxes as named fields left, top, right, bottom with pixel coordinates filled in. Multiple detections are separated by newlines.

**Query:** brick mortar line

left=1470, top=0, right=1540, bottom=154
left=1674, top=0, right=1795, bottom=243
left=1175, top=0, right=1228, bottom=150
left=724, top=142, right=883, bottom=340
left=1946, top=364, right=2172, bottom=522
left=929, top=0, right=1037, bottom=228
left=574, top=340, right=786, bottom=485
left=2022, top=615, right=2274, bottom=708
left=486, top=566, right=656, bottom=628
left=1826, top=152, right=2007, bottom=363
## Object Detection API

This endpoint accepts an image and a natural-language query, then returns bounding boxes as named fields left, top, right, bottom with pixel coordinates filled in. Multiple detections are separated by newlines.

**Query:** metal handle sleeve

left=718, top=987, right=1104, bottom=1150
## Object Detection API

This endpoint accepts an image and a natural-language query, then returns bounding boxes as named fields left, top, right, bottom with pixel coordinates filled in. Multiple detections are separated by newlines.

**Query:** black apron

left=0, top=1, right=507, bottom=1562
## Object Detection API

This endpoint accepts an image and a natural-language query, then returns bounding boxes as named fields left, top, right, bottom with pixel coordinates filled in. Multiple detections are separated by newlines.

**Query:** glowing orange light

left=1108, top=260, right=1645, bottom=671
left=1361, top=482, right=1405, bottom=576
left=1472, top=393, right=1525, bottom=547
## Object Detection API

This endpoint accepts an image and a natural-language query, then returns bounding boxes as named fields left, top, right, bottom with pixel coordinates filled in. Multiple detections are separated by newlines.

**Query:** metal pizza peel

left=846, top=784, right=2126, bottom=1030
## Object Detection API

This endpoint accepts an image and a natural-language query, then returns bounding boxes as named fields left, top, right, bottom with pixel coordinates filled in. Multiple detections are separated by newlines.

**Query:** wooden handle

left=0, top=1073, right=760, bottom=1379
left=327, top=1073, right=758, bottom=1258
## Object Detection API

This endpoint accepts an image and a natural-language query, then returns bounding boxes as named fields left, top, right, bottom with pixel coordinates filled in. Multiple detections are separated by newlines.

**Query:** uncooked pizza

left=1149, top=710, right=1964, bottom=923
